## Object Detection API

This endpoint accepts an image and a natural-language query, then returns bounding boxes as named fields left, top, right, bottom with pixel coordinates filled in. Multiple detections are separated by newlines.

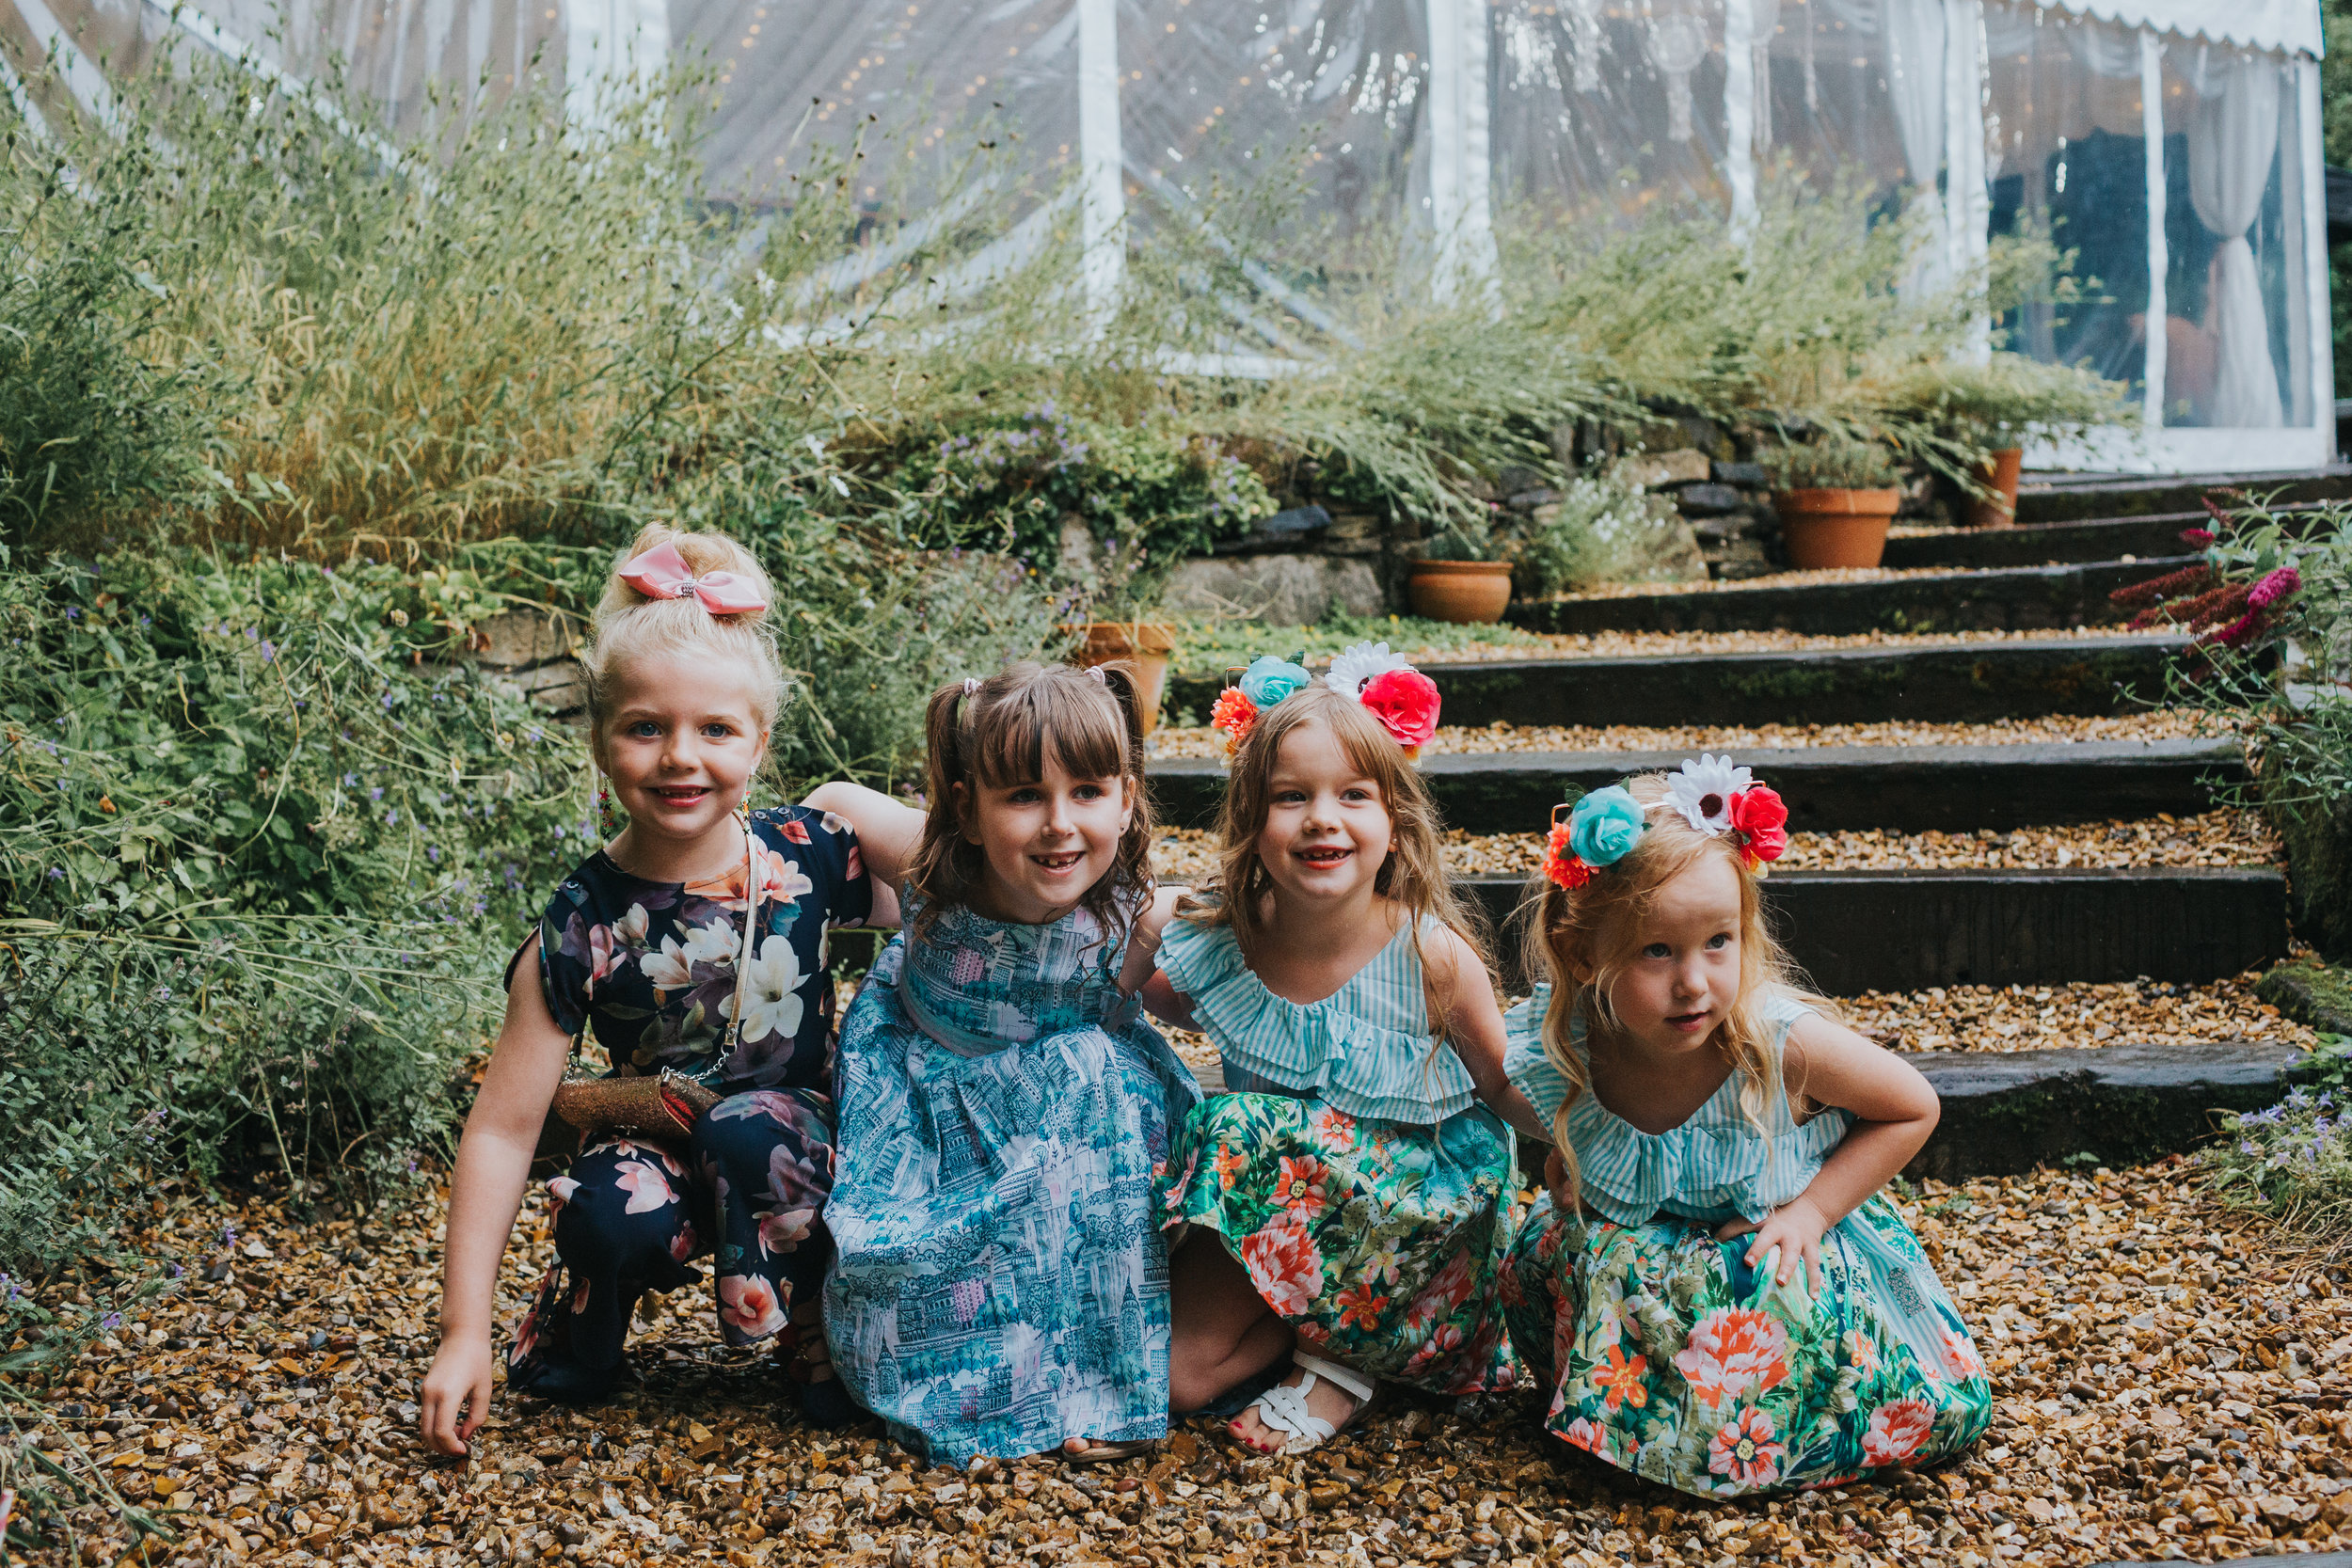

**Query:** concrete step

left=1886, top=511, right=2217, bottom=570
left=1149, top=737, right=2245, bottom=834
left=1168, top=635, right=2187, bottom=729
left=2015, top=467, right=2352, bottom=525
left=1462, top=865, right=2287, bottom=992
left=1905, top=1040, right=2316, bottom=1181
left=1508, top=557, right=2190, bottom=637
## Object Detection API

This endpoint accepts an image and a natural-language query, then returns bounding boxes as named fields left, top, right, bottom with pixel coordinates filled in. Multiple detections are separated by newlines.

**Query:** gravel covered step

left=1904, top=1040, right=2316, bottom=1181
left=1508, top=557, right=2190, bottom=637
left=1886, top=505, right=2335, bottom=571
left=1148, top=737, right=2245, bottom=833
left=2015, top=466, right=2352, bottom=525
left=1462, top=865, right=2287, bottom=992
left=1168, top=634, right=2187, bottom=729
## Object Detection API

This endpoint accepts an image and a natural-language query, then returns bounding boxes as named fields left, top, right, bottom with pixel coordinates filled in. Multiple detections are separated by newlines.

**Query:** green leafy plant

left=1758, top=438, right=1902, bottom=491
left=2203, top=1061, right=2352, bottom=1249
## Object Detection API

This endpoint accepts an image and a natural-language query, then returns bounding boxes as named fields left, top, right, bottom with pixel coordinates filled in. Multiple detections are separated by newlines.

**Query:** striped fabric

left=1157, top=916, right=1477, bottom=1125
left=1502, top=985, right=1851, bottom=1228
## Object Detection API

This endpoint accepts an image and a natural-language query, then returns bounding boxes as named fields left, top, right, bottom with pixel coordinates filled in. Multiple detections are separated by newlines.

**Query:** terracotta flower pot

left=1070, top=621, right=1177, bottom=736
left=1406, top=559, right=1515, bottom=625
left=1772, top=488, right=1902, bottom=570
left=1969, top=447, right=2025, bottom=529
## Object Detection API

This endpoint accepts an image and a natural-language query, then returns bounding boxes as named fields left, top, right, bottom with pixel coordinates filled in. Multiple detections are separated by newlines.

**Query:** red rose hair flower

left=1359, top=667, right=1441, bottom=750
left=1726, top=785, right=1788, bottom=869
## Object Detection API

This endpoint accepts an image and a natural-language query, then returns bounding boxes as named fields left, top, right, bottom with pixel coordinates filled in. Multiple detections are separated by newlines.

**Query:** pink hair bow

left=617, top=541, right=768, bottom=615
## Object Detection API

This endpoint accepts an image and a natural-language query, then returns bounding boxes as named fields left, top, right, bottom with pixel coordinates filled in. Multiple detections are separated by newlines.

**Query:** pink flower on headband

left=618, top=541, right=768, bottom=615
left=1359, top=668, right=1440, bottom=750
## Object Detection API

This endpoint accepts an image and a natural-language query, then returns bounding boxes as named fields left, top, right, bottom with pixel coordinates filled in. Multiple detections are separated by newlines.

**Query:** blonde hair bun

left=583, top=524, right=790, bottom=737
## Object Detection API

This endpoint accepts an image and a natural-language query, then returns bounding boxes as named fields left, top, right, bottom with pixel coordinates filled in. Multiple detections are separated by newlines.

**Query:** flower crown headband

left=1210, top=641, right=1441, bottom=760
left=1543, top=753, right=1788, bottom=890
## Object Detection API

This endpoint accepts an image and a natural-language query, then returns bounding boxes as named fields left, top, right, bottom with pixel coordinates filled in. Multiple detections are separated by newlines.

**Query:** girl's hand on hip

left=421, top=1335, right=495, bottom=1456
left=1543, top=1148, right=1576, bottom=1213
left=1715, top=1196, right=1829, bottom=1296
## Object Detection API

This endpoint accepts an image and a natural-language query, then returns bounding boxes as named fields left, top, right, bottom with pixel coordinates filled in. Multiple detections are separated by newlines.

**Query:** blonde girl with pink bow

left=421, top=527, right=878, bottom=1453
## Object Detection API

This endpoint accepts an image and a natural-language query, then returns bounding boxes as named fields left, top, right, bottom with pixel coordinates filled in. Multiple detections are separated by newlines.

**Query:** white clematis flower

left=1324, top=641, right=1412, bottom=699
left=1663, top=753, right=1754, bottom=835
left=726, top=933, right=806, bottom=1044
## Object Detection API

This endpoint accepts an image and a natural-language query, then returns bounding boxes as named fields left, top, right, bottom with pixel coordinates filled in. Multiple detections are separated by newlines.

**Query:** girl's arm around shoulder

left=801, top=781, right=925, bottom=929
left=420, top=934, right=576, bottom=1457
left=1424, top=924, right=1552, bottom=1145
left=1130, top=885, right=1200, bottom=1030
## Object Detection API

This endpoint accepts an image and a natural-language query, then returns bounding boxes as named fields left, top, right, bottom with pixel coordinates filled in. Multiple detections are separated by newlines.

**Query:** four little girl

left=421, top=526, right=1990, bottom=1496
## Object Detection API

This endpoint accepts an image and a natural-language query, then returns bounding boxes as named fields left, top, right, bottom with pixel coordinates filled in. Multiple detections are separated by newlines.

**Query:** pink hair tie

left=962, top=677, right=982, bottom=696
left=618, top=540, right=768, bottom=616
left=1086, top=666, right=1107, bottom=685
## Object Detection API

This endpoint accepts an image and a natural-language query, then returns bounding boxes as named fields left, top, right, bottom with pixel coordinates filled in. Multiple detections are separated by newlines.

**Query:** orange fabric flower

left=1210, top=687, right=1259, bottom=754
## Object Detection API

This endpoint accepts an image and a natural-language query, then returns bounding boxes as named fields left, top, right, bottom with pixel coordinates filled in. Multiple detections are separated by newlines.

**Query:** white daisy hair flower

left=1325, top=641, right=1412, bottom=699
left=1662, top=752, right=1755, bottom=836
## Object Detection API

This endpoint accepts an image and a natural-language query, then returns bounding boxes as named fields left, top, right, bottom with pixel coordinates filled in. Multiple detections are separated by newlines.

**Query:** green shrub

left=2203, top=1052, right=2352, bottom=1248
left=1759, top=437, right=1903, bottom=490
left=1502, top=467, right=1684, bottom=596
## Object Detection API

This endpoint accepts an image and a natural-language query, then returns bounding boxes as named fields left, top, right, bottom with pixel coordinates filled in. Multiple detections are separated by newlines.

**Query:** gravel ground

left=1172, top=623, right=2169, bottom=676
left=28, top=1164, right=2352, bottom=1568
left=1535, top=565, right=2039, bottom=600
left=1838, top=972, right=2318, bottom=1054
left=1148, top=713, right=2218, bottom=761
left=1149, top=811, right=2280, bottom=884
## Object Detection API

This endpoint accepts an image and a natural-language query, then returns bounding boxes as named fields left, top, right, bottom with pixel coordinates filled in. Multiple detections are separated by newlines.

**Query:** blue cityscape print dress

left=1500, top=987, right=1991, bottom=1496
left=1154, top=916, right=1519, bottom=1395
left=823, top=892, right=1201, bottom=1464
left=506, top=806, right=870, bottom=1396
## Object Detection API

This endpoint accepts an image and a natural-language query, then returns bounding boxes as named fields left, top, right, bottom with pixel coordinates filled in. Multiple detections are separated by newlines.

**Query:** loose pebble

left=34, top=1166, right=2352, bottom=1567
left=1847, top=969, right=2317, bottom=1053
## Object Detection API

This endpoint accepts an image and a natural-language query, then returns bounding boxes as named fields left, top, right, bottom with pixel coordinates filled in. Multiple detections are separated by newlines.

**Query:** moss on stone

left=2258, top=957, right=2352, bottom=1037
left=2260, top=756, right=2352, bottom=962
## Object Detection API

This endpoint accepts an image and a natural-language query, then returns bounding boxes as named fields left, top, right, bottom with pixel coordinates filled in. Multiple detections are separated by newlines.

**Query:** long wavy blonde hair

left=1518, top=771, right=1833, bottom=1202
left=1180, top=684, right=1493, bottom=1035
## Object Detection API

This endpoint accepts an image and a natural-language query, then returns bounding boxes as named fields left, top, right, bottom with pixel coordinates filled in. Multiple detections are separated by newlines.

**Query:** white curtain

left=2188, top=55, right=2283, bottom=427
left=1884, top=0, right=1948, bottom=294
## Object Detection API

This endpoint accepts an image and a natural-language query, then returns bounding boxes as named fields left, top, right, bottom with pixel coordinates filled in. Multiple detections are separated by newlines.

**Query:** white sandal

left=1239, top=1352, right=1376, bottom=1456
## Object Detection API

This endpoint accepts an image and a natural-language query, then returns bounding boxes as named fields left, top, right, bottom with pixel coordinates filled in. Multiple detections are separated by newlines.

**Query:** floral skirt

left=1500, top=1192, right=1992, bottom=1497
left=1157, top=1090, right=1518, bottom=1395
left=507, top=1087, right=835, bottom=1392
left=822, top=982, right=1201, bottom=1465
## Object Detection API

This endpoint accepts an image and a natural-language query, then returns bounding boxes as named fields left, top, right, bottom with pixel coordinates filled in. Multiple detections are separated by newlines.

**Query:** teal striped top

left=1157, top=915, right=1477, bottom=1125
left=1501, top=984, right=1851, bottom=1227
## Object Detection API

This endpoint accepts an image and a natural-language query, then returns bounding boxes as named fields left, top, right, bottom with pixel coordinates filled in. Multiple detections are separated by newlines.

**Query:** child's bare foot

left=1230, top=1355, right=1374, bottom=1455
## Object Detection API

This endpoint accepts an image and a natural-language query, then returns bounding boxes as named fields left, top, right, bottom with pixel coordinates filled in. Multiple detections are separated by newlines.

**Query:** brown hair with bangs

left=904, top=660, right=1154, bottom=945
left=1181, top=683, right=1493, bottom=1034
left=1517, top=771, right=1835, bottom=1202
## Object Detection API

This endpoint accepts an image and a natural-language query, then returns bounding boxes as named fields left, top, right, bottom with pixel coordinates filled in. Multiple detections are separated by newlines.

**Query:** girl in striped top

left=1500, top=759, right=1990, bottom=1497
left=1146, top=649, right=1550, bottom=1455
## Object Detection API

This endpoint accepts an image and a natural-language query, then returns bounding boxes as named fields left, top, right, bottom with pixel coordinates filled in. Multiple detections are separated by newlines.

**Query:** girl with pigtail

left=421, top=527, right=873, bottom=1454
left=1499, top=759, right=1991, bottom=1497
left=801, top=662, right=1202, bottom=1465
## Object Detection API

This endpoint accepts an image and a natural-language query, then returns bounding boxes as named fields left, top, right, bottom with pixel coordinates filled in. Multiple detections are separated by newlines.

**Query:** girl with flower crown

left=1150, top=644, right=1552, bottom=1455
left=1499, top=758, right=1990, bottom=1496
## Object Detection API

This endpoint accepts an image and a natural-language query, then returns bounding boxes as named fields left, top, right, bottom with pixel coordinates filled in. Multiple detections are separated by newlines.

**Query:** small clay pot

left=1772, top=488, right=1902, bottom=569
left=1070, top=622, right=1177, bottom=736
left=1405, top=560, right=1515, bottom=624
left=1969, top=448, right=2025, bottom=529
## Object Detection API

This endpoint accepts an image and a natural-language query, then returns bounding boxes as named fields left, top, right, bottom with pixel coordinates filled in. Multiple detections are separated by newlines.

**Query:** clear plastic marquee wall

left=2, top=0, right=2331, bottom=470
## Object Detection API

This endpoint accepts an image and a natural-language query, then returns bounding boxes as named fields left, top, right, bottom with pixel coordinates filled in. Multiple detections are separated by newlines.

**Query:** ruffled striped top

left=1156, top=915, right=1476, bottom=1126
left=1502, top=984, right=1851, bottom=1227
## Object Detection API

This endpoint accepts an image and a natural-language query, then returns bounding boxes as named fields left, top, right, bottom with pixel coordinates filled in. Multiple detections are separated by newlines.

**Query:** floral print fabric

left=508, top=1090, right=836, bottom=1390
left=535, top=805, right=869, bottom=1091
left=1158, top=1091, right=1518, bottom=1396
left=1500, top=1193, right=1992, bottom=1497
left=511, top=806, right=867, bottom=1384
left=824, top=896, right=1201, bottom=1465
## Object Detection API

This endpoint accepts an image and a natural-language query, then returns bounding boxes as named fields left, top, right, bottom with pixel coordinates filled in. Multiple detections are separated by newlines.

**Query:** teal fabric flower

left=1239, top=656, right=1315, bottom=707
left=1569, top=785, right=1646, bottom=867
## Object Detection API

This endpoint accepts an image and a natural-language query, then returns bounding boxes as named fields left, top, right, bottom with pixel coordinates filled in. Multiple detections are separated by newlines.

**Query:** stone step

left=1168, top=635, right=2186, bottom=729
left=2015, top=466, right=2352, bottom=524
left=1507, top=557, right=2190, bottom=637
left=1884, top=506, right=2328, bottom=570
left=1148, top=737, right=2244, bottom=833
left=1461, top=865, right=2287, bottom=992
left=1904, top=1040, right=2315, bottom=1181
